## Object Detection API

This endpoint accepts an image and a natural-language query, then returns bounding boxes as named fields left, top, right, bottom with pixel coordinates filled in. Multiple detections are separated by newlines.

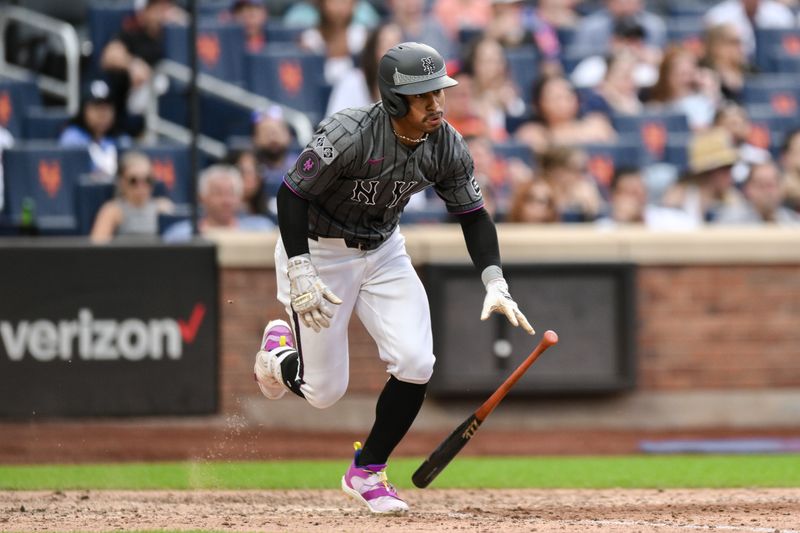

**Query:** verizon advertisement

left=0, top=243, right=218, bottom=417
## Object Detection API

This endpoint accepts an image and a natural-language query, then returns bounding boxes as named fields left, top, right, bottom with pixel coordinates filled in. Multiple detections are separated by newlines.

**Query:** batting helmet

left=378, top=42, right=458, bottom=118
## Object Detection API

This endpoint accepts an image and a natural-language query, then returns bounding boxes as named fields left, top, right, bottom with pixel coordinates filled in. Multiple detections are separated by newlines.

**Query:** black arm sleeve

left=276, top=183, right=310, bottom=258
left=457, top=207, right=501, bottom=272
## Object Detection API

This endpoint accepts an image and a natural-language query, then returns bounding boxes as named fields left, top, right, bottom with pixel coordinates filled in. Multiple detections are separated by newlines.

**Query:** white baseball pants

left=274, top=229, right=435, bottom=409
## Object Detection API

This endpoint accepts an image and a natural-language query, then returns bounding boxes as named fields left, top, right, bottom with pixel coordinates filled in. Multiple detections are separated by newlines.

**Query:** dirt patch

left=2, top=489, right=799, bottom=532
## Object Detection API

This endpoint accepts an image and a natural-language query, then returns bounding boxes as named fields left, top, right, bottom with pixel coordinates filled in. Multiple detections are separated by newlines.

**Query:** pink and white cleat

left=341, top=442, right=409, bottom=514
left=253, top=319, right=295, bottom=400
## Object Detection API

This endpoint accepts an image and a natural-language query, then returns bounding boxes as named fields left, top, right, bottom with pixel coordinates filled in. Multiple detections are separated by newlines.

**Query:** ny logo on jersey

left=351, top=180, right=416, bottom=207
left=421, top=56, right=435, bottom=75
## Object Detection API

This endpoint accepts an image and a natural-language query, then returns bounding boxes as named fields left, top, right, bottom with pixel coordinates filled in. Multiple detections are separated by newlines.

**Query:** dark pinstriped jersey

left=283, top=102, right=483, bottom=246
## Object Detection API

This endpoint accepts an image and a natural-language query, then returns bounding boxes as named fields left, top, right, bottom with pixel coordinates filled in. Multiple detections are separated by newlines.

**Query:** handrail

left=0, top=6, right=80, bottom=115
left=145, top=59, right=315, bottom=159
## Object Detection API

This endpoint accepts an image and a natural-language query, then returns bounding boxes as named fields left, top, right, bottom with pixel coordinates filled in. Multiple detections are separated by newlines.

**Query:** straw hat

left=688, top=127, right=739, bottom=175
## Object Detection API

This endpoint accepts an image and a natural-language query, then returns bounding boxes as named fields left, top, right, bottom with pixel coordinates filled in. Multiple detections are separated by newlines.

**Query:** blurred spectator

left=597, top=167, right=698, bottom=229
left=283, top=0, right=380, bottom=28
left=463, top=36, right=527, bottom=142
left=581, top=50, right=644, bottom=116
left=662, top=128, right=744, bottom=223
left=252, top=106, right=298, bottom=194
left=538, top=145, right=605, bottom=221
left=386, top=0, right=456, bottom=61
left=0, top=126, right=13, bottom=214
left=713, top=101, right=771, bottom=184
left=325, top=22, right=403, bottom=116
left=59, top=80, right=120, bottom=181
left=716, top=161, right=800, bottom=224
left=465, top=133, right=534, bottom=215
left=701, top=23, right=751, bottom=101
left=163, top=165, right=274, bottom=241
left=646, top=46, right=721, bottom=130
left=515, top=75, right=616, bottom=154
left=570, top=0, right=666, bottom=56
left=299, top=0, right=369, bottom=85
left=443, top=71, right=489, bottom=137
left=704, top=0, right=794, bottom=61
left=230, top=149, right=269, bottom=217
left=90, top=151, right=174, bottom=243
left=535, top=0, right=580, bottom=29
left=571, top=16, right=659, bottom=90
left=228, top=0, right=268, bottom=53
left=779, top=128, right=800, bottom=212
left=507, top=178, right=559, bottom=223
left=432, top=0, right=492, bottom=42
left=100, top=0, right=186, bottom=131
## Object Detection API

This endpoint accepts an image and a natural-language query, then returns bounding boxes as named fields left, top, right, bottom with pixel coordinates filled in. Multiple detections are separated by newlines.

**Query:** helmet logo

left=421, top=57, right=436, bottom=75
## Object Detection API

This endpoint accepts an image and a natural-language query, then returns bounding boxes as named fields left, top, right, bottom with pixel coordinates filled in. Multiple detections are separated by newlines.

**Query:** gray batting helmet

left=378, top=42, right=458, bottom=118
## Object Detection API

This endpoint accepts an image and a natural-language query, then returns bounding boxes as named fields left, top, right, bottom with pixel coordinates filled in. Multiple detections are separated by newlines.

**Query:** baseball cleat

left=341, top=442, right=409, bottom=514
left=253, top=319, right=296, bottom=400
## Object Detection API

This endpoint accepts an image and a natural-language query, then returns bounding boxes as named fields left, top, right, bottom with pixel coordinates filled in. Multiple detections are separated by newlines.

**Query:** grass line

left=1, top=455, right=799, bottom=490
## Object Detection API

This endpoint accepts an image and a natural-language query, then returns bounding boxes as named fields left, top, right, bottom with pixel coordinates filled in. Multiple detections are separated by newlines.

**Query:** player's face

left=402, top=89, right=446, bottom=134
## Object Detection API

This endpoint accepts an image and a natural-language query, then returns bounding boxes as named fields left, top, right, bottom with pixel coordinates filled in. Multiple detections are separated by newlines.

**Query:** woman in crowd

left=581, top=50, right=644, bottom=117
left=537, top=145, right=605, bottom=222
left=646, top=45, right=720, bottom=130
left=515, top=75, right=616, bottom=153
left=701, top=23, right=751, bottom=102
left=59, top=80, right=121, bottom=180
left=463, top=36, right=527, bottom=142
left=507, top=178, right=559, bottom=223
left=90, top=151, right=174, bottom=242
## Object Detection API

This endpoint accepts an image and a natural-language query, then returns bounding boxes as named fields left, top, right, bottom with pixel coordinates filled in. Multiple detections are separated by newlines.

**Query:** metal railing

left=145, top=59, right=315, bottom=159
left=0, top=6, right=80, bottom=115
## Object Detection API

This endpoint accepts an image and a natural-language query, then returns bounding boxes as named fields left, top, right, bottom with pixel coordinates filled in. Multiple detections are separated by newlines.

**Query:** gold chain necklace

left=392, top=127, right=429, bottom=144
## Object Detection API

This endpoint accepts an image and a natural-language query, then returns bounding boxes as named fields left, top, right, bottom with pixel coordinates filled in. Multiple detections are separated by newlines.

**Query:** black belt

left=308, top=234, right=382, bottom=251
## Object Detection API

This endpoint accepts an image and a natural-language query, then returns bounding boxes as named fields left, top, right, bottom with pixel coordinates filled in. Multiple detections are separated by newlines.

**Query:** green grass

left=2, top=455, right=799, bottom=490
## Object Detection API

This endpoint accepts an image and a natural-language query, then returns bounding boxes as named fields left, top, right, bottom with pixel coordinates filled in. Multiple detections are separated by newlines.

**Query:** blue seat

left=746, top=104, right=798, bottom=157
left=742, top=76, right=800, bottom=116
left=578, top=140, right=643, bottom=192
left=493, top=140, right=535, bottom=167
left=663, top=134, right=692, bottom=175
left=87, top=0, right=136, bottom=76
left=505, top=46, right=539, bottom=103
left=2, top=144, right=92, bottom=233
left=665, top=0, right=710, bottom=17
left=133, top=145, right=193, bottom=205
left=24, top=107, right=71, bottom=140
left=665, top=17, right=704, bottom=55
left=75, top=180, right=115, bottom=235
left=163, top=22, right=246, bottom=84
left=612, top=111, right=689, bottom=163
left=0, top=78, right=43, bottom=138
left=265, top=22, right=304, bottom=44
left=755, top=29, right=800, bottom=72
left=245, top=50, right=328, bottom=119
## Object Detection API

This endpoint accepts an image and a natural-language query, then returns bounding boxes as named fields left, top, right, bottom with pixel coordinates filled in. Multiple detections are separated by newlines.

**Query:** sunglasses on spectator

left=126, top=175, right=154, bottom=186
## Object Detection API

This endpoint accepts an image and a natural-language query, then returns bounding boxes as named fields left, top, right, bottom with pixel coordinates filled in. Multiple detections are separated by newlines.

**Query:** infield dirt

left=3, top=488, right=800, bottom=532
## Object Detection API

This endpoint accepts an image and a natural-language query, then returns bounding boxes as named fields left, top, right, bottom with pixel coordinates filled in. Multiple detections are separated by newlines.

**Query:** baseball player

left=254, top=42, right=534, bottom=514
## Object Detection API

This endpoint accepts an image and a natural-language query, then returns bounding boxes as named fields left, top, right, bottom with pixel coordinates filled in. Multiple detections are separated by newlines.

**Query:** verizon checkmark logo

left=367, top=157, right=385, bottom=165
left=1, top=303, right=208, bottom=362
left=179, top=303, right=206, bottom=343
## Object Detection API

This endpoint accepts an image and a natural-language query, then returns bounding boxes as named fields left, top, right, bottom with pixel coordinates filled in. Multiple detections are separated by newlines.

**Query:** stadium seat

left=265, top=22, right=304, bottom=44
left=493, top=140, right=535, bottom=168
left=24, top=107, right=71, bottom=140
left=133, top=145, right=193, bottom=205
left=754, top=29, right=800, bottom=72
left=741, top=76, right=800, bottom=117
left=0, top=78, right=43, bottom=139
left=163, top=22, right=246, bottom=85
left=505, top=46, right=539, bottom=104
left=245, top=50, right=328, bottom=120
left=746, top=104, right=798, bottom=157
left=75, top=180, right=115, bottom=235
left=611, top=111, right=690, bottom=163
left=664, top=0, right=711, bottom=17
left=578, top=140, right=642, bottom=192
left=665, top=17, right=705, bottom=56
left=2, top=144, right=92, bottom=233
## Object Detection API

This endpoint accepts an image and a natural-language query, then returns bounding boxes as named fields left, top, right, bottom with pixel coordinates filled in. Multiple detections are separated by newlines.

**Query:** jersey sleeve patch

left=312, top=134, right=338, bottom=162
left=295, top=150, right=321, bottom=179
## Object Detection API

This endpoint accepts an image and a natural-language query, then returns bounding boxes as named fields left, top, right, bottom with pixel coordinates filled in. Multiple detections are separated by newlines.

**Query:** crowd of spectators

left=3, top=0, right=800, bottom=242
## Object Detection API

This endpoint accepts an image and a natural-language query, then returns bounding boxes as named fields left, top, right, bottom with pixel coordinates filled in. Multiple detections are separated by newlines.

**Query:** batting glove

left=480, top=266, right=535, bottom=335
left=287, top=254, right=342, bottom=332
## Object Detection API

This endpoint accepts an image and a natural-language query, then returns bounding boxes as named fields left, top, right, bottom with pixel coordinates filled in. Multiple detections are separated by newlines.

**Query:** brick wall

left=220, top=264, right=800, bottom=415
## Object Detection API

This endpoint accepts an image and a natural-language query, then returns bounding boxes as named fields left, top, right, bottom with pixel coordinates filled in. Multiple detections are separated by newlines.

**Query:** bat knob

left=543, top=330, right=558, bottom=346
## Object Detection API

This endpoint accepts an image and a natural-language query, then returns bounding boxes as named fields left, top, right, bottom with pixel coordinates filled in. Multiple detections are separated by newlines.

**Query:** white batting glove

left=287, top=254, right=342, bottom=332
left=479, top=266, right=535, bottom=335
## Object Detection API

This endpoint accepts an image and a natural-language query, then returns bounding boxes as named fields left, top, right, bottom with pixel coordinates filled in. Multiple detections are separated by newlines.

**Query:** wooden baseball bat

left=411, top=330, right=559, bottom=488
